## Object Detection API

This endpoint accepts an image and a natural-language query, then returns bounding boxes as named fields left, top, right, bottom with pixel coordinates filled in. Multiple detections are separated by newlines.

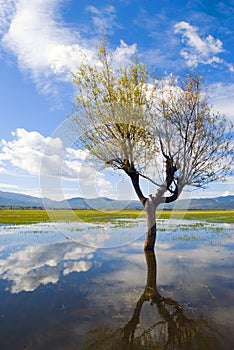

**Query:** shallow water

left=0, top=219, right=233, bottom=349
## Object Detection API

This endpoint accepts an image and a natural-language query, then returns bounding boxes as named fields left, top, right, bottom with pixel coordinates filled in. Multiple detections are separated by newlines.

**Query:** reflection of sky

left=0, top=220, right=233, bottom=294
left=89, top=222, right=234, bottom=328
left=0, top=220, right=233, bottom=349
left=0, top=223, right=99, bottom=293
left=0, top=240, right=95, bottom=293
left=0, top=219, right=148, bottom=294
left=0, top=219, right=146, bottom=293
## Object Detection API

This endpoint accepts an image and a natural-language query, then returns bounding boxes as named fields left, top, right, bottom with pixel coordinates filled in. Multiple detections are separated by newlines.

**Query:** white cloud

left=174, top=21, right=228, bottom=69
left=0, top=128, right=81, bottom=178
left=0, top=0, right=15, bottom=35
left=112, top=39, right=137, bottom=66
left=208, top=82, right=234, bottom=122
left=1, top=0, right=89, bottom=77
left=0, top=0, right=137, bottom=94
left=0, top=168, right=7, bottom=174
left=85, top=5, right=120, bottom=33
left=0, top=128, right=63, bottom=176
left=66, top=148, right=89, bottom=161
left=0, top=128, right=113, bottom=198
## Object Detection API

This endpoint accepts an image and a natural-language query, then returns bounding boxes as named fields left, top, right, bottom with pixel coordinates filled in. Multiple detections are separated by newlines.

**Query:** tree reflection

left=83, top=250, right=227, bottom=350
left=122, top=251, right=210, bottom=349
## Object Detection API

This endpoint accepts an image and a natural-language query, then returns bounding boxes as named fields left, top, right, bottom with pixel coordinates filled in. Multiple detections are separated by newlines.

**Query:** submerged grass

left=157, top=210, right=234, bottom=224
left=173, top=234, right=200, bottom=241
left=0, top=209, right=233, bottom=225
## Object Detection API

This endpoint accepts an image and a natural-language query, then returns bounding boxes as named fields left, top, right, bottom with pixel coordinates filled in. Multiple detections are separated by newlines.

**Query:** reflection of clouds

left=0, top=220, right=145, bottom=248
left=93, top=226, right=234, bottom=326
left=64, top=247, right=94, bottom=260
left=0, top=220, right=233, bottom=349
left=0, top=220, right=233, bottom=298
left=156, top=248, right=231, bottom=291
left=0, top=241, right=95, bottom=294
left=63, top=261, right=92, bottom=276
left=152, top=242, right=233, bottom=328
left=0, top=219, right=145, bottom=294
left=64, top=220, right=146, bottom=248
left=86, top=243, right=147, bottom=315
left=6, top=267, right=60, bottom=294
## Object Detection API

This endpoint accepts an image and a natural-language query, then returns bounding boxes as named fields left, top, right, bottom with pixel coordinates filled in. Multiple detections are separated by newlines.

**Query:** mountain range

left=0, top=190, right=234, bottom=210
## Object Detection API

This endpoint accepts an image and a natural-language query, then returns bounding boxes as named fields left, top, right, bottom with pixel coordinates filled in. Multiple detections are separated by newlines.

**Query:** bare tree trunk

left=144, top=201, right=157, bottom=250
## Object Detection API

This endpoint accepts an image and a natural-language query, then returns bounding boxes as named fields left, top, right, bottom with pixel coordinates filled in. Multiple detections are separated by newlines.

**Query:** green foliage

left=71, top=38, right=233, bottom=206
left=71, top=38, right=157, bottom=173
left=153, top=74, right=234, bottom=188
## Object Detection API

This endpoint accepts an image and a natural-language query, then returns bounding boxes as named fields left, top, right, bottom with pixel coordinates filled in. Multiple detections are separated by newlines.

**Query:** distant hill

left=162, top=195, right=234, bottom=210
left=0, top=191, right=44, bottom=208
left=0, top=190, right=234, bottom=210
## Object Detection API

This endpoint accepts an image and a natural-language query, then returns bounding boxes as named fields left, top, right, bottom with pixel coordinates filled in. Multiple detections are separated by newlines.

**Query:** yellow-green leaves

left=70, top=38, right=233, bottom=195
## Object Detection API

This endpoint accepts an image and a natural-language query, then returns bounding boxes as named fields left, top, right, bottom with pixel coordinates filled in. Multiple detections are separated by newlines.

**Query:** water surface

left=0, top=219, right=233, bottom=349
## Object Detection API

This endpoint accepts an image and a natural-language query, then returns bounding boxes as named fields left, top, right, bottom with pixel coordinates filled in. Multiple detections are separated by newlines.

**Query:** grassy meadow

left=0, top=208, right=233, bottom=225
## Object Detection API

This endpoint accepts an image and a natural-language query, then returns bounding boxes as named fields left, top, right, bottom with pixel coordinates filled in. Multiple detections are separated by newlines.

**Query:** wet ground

left=0, top=218, right=233, bottom=349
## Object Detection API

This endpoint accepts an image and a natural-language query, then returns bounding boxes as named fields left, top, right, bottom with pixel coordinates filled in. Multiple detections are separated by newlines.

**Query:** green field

left=158, top=210, right=234, bottom=223
left=0, top=209, right=144, bottom=225
left=0, top=208, right=233, bottom=225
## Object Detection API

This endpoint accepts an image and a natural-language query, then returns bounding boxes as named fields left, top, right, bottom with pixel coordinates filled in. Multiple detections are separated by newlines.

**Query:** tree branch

left=138, top=172, right=161, bottom=187
left=122, top=160, right=147, bottom=206
left=153, top=154, right=181, bottom=205
left=164, top=182, right=179, bottom=203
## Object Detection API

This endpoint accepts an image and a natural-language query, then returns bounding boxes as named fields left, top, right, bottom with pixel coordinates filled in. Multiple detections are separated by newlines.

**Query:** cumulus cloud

left=174, top=21, right=229, bottom=69
left=0, top=128, right=63, bottom=176
left=112, top=39, right=137, bottom=66
left=0, top=128, right=113, bottom=198
left=0, top=0, right=137, bottom=94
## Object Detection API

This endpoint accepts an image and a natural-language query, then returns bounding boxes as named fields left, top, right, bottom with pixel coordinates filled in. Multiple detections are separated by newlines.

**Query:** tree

left=71, top=39, right=233, bottom=250
left=83, top=250, right=228, bottom=349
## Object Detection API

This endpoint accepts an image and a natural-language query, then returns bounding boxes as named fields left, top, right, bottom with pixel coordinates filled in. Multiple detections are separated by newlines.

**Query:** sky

left=0, top=0, right=233, bottom=202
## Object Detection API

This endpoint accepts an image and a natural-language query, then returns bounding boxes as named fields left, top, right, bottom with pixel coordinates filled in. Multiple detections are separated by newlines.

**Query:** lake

left=0, top=218, right=233, bottom=349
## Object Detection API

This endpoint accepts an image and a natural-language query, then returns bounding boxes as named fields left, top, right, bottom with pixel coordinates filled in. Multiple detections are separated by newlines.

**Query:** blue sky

left=0, top=0, right=233, bottom=201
